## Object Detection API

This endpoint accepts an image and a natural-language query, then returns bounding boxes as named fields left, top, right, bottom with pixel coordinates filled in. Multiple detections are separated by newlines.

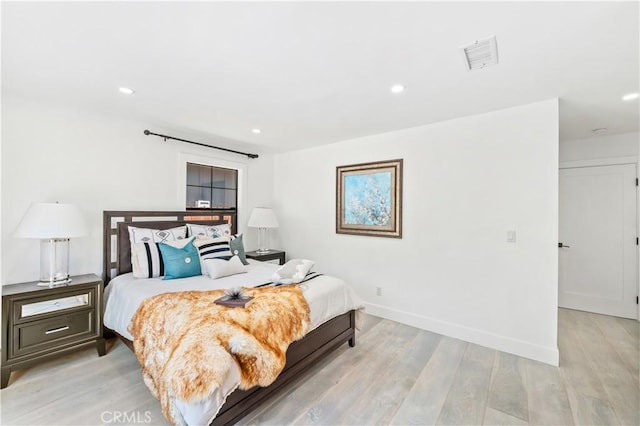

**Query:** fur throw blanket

left=128, top=285, right=310, bottom=424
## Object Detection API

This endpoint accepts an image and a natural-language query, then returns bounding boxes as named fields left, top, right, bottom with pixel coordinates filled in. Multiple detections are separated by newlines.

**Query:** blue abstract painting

left=337, top=159, right=402, bottom=237
left=344, top=171, right=392, bottom=225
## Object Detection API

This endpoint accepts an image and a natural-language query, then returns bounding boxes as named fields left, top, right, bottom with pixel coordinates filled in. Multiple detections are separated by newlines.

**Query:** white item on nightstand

left=248, top=207, right=279, bottom=254
left=14, top=202, right=88, bottom=286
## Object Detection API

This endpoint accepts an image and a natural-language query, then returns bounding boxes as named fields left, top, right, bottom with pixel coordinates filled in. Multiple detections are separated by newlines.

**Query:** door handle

left=558, top=242, right=570, bottom=248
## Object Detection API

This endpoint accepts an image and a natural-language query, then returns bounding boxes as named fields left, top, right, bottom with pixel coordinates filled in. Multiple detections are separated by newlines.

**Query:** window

left=186, top=163, right=238, bottom=226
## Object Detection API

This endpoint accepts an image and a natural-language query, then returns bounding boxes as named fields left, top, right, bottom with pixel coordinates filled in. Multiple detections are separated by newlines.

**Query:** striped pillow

left=194, top=237, right=232, bottom=276
left=131, top=237, right=195, bottom=279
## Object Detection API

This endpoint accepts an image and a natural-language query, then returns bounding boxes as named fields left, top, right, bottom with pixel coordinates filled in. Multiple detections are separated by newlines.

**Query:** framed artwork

left=336, top=159, right=403, bottom=238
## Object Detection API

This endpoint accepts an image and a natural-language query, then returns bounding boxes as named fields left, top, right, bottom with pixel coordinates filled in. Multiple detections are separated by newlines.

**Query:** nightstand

left=246, top=250, right=286, bottom=265
left=1, top=274, right=106, bottom=389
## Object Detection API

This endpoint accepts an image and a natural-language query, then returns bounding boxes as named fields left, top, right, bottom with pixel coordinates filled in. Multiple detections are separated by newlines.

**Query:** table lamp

left=14, top=202, right=88, bottom=286
left=247, top=207, right=279, bottom=254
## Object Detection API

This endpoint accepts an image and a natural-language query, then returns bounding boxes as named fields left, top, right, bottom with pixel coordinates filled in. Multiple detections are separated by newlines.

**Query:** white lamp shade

left=247, top=207, right=279, bottom=228
left=15, top=202, right=88, bottom=239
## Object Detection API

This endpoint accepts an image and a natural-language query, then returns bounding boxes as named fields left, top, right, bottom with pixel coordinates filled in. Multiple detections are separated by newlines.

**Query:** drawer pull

left=45, top=326, right=70, bottom=335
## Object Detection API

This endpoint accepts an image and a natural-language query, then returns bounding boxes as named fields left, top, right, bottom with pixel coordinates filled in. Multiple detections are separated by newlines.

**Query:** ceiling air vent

left=460, top=35, right=498, bottom=71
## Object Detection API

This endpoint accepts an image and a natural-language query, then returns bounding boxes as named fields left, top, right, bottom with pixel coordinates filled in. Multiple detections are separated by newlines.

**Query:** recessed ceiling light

left=622, top=92, right=639, bottom=101
left=390, top=84, right=405, bottom=94
left=592, top=127, right=609, bottom=135
left=252, top=128, right=261, bottom=134
left=119, top=87, right=135, bottom=95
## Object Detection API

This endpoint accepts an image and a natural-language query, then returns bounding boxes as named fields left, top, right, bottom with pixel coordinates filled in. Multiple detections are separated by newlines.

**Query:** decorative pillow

left=193, top=237, right=232, bottom=275
left=158, top=238, right=202, bottom=280
left=187, top=223, right=232, bottom=239
left=131, top=237, right=194, bottom=279
left=204, top=255, right=247, bottom=280
left=128, top=226, right=188, bottom=278
left=229, top=234, right=249, bottom=265
left=128, top=225, right=187, bottom=243
left=272, top=259, right=315, bottom=284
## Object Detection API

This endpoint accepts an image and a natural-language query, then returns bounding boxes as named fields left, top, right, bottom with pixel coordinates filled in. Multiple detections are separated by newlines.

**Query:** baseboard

left=365, top=302, right=559, bottom=366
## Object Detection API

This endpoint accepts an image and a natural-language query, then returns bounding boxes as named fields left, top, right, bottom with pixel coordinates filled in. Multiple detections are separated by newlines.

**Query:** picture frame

left=336, top=159, right=403, bottom=238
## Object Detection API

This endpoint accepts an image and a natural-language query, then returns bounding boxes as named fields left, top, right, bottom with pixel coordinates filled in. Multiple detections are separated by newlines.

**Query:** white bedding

left=103, top=260, right=364, bottom=425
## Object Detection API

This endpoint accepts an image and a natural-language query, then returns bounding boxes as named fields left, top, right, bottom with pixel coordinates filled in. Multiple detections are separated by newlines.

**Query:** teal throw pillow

left=230, top=234, right=249, bottom=265
left=158, top=239, right=202, bottom=280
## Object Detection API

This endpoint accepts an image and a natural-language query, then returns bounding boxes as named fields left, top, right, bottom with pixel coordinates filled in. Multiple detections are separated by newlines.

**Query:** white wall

left=560, top=132, right=639, bottom=162
left=1, top=95, right=274, bottom=284
left=273, top=99, right=560, bottom=365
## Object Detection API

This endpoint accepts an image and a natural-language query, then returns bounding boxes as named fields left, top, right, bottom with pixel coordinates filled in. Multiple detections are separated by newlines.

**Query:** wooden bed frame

left=102, top=210, right=356, bottom=425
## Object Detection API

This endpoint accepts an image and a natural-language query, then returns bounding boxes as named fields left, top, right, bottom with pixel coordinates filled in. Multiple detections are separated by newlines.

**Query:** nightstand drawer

left=20, top=294, right=90, bottom=318
left=13, top=310, right=95, bottom=358
left=13, top=288, right=95, bottom=323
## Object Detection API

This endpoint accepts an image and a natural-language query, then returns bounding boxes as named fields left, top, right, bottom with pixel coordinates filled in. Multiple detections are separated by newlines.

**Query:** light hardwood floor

left=0, top=309, right=637, bottom=425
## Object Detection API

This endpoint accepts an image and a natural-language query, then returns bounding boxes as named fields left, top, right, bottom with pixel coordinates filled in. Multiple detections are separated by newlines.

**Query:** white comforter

left=103, top=260, right=364, bottom=425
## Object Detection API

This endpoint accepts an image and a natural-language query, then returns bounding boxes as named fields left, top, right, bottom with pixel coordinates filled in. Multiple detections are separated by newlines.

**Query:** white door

left=559, top=164, right=638, bottom=319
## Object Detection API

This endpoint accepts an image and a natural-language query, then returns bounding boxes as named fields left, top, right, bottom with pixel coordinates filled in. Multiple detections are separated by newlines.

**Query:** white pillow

left=271, top=259, right=315, bottom=284
left=204, top=255, right=247, bottom=280
left=187, top=223, right=232, bottom=239
left=128, top=225, right=187, bottom=244
left=131, top=236, right=195, bottom=279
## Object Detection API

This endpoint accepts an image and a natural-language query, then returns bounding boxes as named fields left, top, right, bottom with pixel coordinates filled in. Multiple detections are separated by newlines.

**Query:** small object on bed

left=214, top=287, right=254, bottom=308
left=272, top=259, right=315, bottom=284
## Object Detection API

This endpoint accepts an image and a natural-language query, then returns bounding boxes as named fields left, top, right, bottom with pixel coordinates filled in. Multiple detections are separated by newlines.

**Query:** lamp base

left=256, top=227, right=272, bottom=255
left=37, top=277, right=72, bottom=287
left=39, top=238, right=71, bottom=287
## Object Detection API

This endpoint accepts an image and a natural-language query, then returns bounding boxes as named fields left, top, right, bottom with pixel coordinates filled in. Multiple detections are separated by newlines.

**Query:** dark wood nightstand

left=1, top=274, right=106, bottom=389
left=246, top=250, right=286, bottom=265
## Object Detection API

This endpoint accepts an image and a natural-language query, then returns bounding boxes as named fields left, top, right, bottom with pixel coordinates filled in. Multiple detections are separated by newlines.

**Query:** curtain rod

left=143, top=130, right=259, bottom=159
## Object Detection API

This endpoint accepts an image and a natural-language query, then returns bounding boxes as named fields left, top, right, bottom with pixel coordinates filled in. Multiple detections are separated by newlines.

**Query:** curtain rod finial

left=143, top=129, right=150, bottom=135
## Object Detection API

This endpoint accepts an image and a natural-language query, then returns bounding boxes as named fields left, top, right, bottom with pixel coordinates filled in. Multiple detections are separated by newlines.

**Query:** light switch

left=507, top=230, right=516, bottom=243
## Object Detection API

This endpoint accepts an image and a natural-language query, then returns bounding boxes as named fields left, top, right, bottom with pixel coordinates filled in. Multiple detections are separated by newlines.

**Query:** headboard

left=103, top=210, right=236, bottom=284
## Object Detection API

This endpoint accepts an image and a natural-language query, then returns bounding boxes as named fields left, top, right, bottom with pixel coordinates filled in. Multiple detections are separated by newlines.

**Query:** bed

left=101, top=210, right=363, bottom=425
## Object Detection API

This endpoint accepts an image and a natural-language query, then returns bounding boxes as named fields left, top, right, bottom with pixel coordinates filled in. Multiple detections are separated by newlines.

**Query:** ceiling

left=2, top=1, right=639, bottom=153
